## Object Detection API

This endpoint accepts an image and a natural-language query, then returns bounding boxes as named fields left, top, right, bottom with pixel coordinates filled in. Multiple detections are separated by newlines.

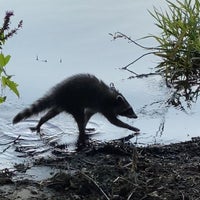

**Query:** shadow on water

left=166, top=78, right=200, bottom=110
left=0, top=117, right=101, bottom=159
left=0, top=115, right=101, bottom=181
left=11, top=120, right=81, bottom=155
left=137, top=74, right=200, bottom=140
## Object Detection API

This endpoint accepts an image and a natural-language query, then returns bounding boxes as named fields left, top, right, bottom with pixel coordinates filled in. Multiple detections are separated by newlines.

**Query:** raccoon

left=13, top=74, right=140, bottom=147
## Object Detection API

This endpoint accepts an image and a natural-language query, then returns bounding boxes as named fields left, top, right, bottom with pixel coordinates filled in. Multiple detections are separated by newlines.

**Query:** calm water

left=0, top=0, right=200, bottom=173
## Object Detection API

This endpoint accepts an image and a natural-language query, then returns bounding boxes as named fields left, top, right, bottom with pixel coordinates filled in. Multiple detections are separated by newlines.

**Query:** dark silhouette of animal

left=13, top=74, right=140, bottom=147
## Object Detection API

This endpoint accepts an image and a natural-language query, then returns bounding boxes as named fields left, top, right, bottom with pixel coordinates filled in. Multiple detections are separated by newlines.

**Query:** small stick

left=0, top=135, right=21, bottom=146
left=0, top=135, right=21, bottom=154
left=80, top=171, right=110, bottom=200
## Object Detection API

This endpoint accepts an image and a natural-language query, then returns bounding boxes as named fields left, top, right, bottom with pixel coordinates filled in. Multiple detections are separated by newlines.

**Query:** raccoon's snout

left=129, top=112, right=138, bottom=119
left=119, top=107, right=138, bottom=119
left=127, top=111, right=137, bottom=119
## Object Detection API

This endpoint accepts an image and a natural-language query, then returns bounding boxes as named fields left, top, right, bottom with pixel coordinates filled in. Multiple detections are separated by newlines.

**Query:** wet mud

left=0, top=136, right=200, bottom=200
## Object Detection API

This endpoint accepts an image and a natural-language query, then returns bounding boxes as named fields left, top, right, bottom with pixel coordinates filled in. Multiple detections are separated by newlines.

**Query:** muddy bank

left=1, top=137, right=200, bottom=200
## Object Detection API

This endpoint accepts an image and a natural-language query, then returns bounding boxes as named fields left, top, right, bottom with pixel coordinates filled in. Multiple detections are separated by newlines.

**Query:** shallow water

left=0, top=0, right=200, bottom=177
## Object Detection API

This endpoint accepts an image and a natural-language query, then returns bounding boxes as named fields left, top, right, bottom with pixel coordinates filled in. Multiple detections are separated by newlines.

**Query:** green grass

left=149, top=0, right=200, bottom=86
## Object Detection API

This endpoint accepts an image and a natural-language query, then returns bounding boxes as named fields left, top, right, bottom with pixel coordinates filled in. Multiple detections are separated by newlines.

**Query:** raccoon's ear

left=116, top=95, right=125, bottom=103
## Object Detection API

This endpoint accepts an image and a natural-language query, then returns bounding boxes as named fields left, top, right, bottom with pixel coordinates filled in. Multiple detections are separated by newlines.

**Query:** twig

left=81, top=159, right=96, bottom=166
left=80, top=171, right=110, bottom=200
left=110, top=32, right=159, bottom=75
left=111, top=32, right=198, bottom=77
left=113, top=176, right=137, bottom=186
left=0, top=135, right=21, bottom=146
left=128, top=72, right=160, bottom=79
left=127, top=190, right=134, bottom=200
left=110, top=32, right=158, bottom=50
left=2, top=68, right=13, bottom=78
left=111, top=32, right=197, bottom=54
left=0, top=135, right=21, bottom=154
left=121, top=52, right=156, bottom=71
left=2, top=144, right=11, bottom=153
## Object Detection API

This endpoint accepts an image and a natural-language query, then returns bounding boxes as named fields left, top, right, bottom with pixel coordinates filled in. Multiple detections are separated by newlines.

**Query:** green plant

left=111, top=0, right=200, bottom=108
left=149, top=0, right=200, bottom=85
left=0, top=11, right=22, bottom=103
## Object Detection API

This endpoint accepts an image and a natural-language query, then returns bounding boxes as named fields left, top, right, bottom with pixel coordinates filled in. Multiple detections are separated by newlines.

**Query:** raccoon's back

left=52, top=74, right=111, bottom=107
left=13, top=74, right=115, bottom=124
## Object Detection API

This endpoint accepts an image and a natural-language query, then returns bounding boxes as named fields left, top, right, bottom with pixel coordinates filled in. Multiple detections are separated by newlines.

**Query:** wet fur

left=13, top=74, right=140, bottom=147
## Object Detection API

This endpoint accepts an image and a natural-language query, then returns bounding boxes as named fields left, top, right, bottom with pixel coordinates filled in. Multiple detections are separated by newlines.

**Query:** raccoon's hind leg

left=72, top=109, right=89, bottom=149
left=84, top=108, right=95, bottom=132
left=30, top=108, right=61, bottom=132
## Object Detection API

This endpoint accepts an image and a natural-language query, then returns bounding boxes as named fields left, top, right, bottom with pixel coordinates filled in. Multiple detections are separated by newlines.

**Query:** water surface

left=0, top=0, right=199, bottom=173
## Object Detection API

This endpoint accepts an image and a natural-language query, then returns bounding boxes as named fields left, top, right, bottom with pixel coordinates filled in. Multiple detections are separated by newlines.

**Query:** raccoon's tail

left=13, top=96, right=53, bottom=124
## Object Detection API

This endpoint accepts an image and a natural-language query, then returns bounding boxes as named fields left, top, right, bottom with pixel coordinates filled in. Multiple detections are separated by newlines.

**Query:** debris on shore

left=1, top=137, right=200, bottom=200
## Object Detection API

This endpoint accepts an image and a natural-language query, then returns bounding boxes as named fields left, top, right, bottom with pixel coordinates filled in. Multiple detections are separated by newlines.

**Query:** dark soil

left=1, top=136, right=200, bottom=200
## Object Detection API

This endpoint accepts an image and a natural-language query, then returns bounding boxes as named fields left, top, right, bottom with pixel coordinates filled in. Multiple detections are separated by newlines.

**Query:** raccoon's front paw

left=134, top=131, right=140, bottom=136
left=131, top=126, right=140, bottom=133
left=29, top=126, right=40, bottom=133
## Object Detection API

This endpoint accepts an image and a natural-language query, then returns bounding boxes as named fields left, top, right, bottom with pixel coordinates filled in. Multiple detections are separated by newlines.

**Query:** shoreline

left=1, top=137, right=200, bottom=199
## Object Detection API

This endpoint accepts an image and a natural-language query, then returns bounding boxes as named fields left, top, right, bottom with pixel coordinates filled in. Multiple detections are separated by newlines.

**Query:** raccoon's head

left=115, top=94, right=138, bottom=119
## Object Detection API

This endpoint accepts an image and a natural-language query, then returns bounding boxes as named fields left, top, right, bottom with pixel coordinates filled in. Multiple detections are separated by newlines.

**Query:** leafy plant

left=149, top=0, right=200, bottom=85
left=111, top=0, right=200, bottom=108
left=0, top=11, right=22, bottom=103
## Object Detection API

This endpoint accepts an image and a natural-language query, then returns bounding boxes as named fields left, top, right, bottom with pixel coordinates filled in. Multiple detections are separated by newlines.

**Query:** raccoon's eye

left=116, top=95, right=124, bottom=104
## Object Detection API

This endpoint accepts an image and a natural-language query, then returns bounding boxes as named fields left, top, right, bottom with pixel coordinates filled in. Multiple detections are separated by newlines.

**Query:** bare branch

left=121, top=52, right=156, bottom=70
left=80, top=171, right=110, bottom=200
left=0, top=135, right=21, bottom=146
